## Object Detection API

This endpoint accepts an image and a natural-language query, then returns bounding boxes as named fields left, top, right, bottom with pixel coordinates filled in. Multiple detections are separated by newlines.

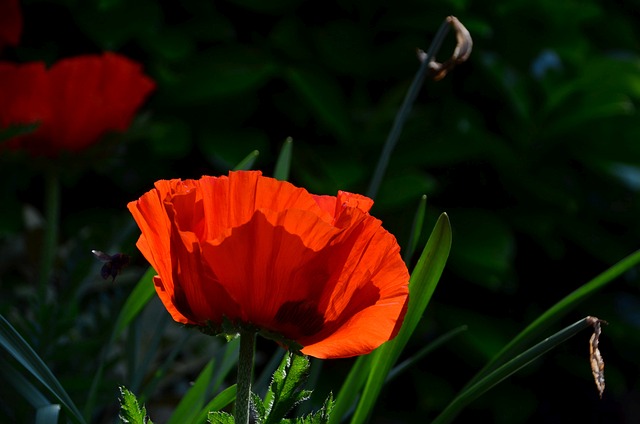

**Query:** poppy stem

left=235, top=329, right=256, bottom=424
left=38, top=168, right=60, bottom=303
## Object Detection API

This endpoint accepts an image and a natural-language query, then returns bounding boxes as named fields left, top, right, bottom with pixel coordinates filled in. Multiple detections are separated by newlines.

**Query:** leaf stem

left=235, top=329, right=256, bottom=424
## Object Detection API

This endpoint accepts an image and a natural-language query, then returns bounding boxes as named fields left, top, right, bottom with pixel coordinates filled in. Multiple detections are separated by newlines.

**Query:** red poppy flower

left=0, top=52, right=155, bottom=156
left=128, top=171, right=410, bottom=359
left=0, top=0, right=22, bottom=51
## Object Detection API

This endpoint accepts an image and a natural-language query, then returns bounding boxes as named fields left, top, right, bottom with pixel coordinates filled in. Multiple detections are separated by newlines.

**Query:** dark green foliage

left=2, top=0, right=640, bottom=422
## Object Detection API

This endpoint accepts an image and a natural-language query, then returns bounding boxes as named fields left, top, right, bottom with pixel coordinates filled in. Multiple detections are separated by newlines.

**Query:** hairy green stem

left=235, top=329, right=256, bottom=424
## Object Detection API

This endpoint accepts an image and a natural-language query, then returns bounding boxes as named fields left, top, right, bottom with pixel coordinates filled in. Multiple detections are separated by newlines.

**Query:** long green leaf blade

left=273, top=137, right=293, bottom=181
left=36, top=404, right=61, bottom=424
left=85, top=267, right=156, bottom=418
left=167, top=359, right=215, bottom=424
left=328, top=351, right=373, bottom=424
left=431, top=317, right=595, bottom=424
left=466, top=248, right=640, bottom=389
left=386, top=325, right=468, bottom=383
left=233, top=150, right=260, bottom=171
left=0, top=315, right=86, bottom=424
left=403, top=195, right=427, bottom=264
left=195, top=385, right=237, bottom=424
left=349, top=212, right=452, bottom=424
left=114, top=267, right=157, bottom=339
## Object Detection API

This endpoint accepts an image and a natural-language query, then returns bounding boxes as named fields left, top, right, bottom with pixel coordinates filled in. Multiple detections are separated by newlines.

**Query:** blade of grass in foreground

left=167, top=359, right=215, bottom=424
left=0, top=354, right=60, bottom=424
left=233, top=150, right=260, bottom=171
left=35, top=404, right=61, bottom=424
left=386, top=324, right=468, bottom=383
left=465, top=247, right=640, bottom=391
left=273, top=137, right=293, bottom=181
left=84, top=267, right=156, bottom=419
left=403, top=195, right=427, bottom=264
left=195, top=385, right=237, bottom=423
left=340, top=213, right=452, bottom=424
left=431, top=317, right=596, bottom=424
left=350, top=213, right=452, bottom=424
left=0, top=315, right=86, bottom=424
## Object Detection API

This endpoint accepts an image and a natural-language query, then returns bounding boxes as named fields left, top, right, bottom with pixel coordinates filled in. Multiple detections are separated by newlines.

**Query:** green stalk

left=366, top=18, right=451, bottom=200
left=235, top=329, right=256, bottom=424
left=38, top=169, right=60, bottom=303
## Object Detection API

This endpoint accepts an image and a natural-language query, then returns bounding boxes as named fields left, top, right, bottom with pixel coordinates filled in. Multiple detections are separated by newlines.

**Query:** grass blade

left=386, top=325, right=467, bottom=383
left=113, top=267, right=157, bottom=339
left=349, top=212, right=452, bottom=424
left=466, top=248, right=640, bottom=390
left=273, top=137, right=293, bottom=181
left=0, top=315, right=86, bottom=424
left=35, top=404, right=61, bottom=424
left=431, top=317, right=595, bottom=424
left=233, top=150, right=260, bottom=171
left=167, top=359, right=215, bottom=424
left=403, top=194, right=427, bottom=264
left=85, top=267, right=156, bottom=418
left=194, top=385, right=237, bottom=423
left=329, top=352, right=373, bottom=424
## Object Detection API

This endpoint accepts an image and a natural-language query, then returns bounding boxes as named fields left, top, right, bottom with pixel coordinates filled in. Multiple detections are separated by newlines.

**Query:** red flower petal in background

left=0, top=62, right=49, bottom=129
left=128, top=171, right=410, bottom=359
left=0, top=0, right=22, bottom=51
left=0, top=52, right=155, bottom=156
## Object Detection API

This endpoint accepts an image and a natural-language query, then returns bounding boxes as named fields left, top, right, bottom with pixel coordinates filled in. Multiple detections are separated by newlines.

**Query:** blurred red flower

left=0, top=0, right=22, bottom=51
left=0, top=52, right=155, bottom=156
left=128, top=171, right=410, bottom=359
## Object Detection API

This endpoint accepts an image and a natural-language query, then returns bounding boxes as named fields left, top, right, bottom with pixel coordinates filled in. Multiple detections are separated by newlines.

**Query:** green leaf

left=252, top=391, right=268, bottom=423
left=284, top=392, right=334, bottom=424
left=273, top=137, right=293, bottom=181
left=167, top=359, right=215, bottom=424
left=466, top=247, right=640, bottom=390
left=284, top=68, right=352, bottom=142
left=119, top=386, right=153, bottom=424
left=85, top=268, right=156, bottom=417
left=233, top=150, right=260, bottom=171
left=263, top=352, right=312, bottom=424
left=35, top=404, right=61, bottom=424
left=0, top=122, right=40, bottom=142
left=0, top=315, right=87, bottom=424
left=194, top=385, right=237, bottom=424
left=146, top=118, right=192, bottom=157
left=113, top=267, right=157, bottom=339
left=349, top=213, right=452, bottom=424
left=403, top=194, right=427, bottom=263
left=386, top=325, right=468, bottom=383
left=329, top=353, right=372, bottom=424
left=431, top=317, right=596, bottom=424
left=159, top=47, right=276, bottom=105
left=0, top=354, right=61, bottom=424
left=208, top=411, right=235, bottom=424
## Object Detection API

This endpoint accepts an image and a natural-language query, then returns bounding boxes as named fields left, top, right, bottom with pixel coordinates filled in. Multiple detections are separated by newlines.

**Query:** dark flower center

left=275, top=300, right=325, bottom=337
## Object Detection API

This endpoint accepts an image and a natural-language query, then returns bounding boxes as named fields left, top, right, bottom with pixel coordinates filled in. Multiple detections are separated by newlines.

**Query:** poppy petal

left=201, top=207, right=340, bottom=331
left=128, top=171, right=410, bottom=359
left=0, top=0, right=22, bottom=51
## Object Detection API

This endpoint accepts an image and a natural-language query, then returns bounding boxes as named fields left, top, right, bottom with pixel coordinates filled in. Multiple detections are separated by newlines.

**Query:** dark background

left=2, top=0, right=640, bottom=422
